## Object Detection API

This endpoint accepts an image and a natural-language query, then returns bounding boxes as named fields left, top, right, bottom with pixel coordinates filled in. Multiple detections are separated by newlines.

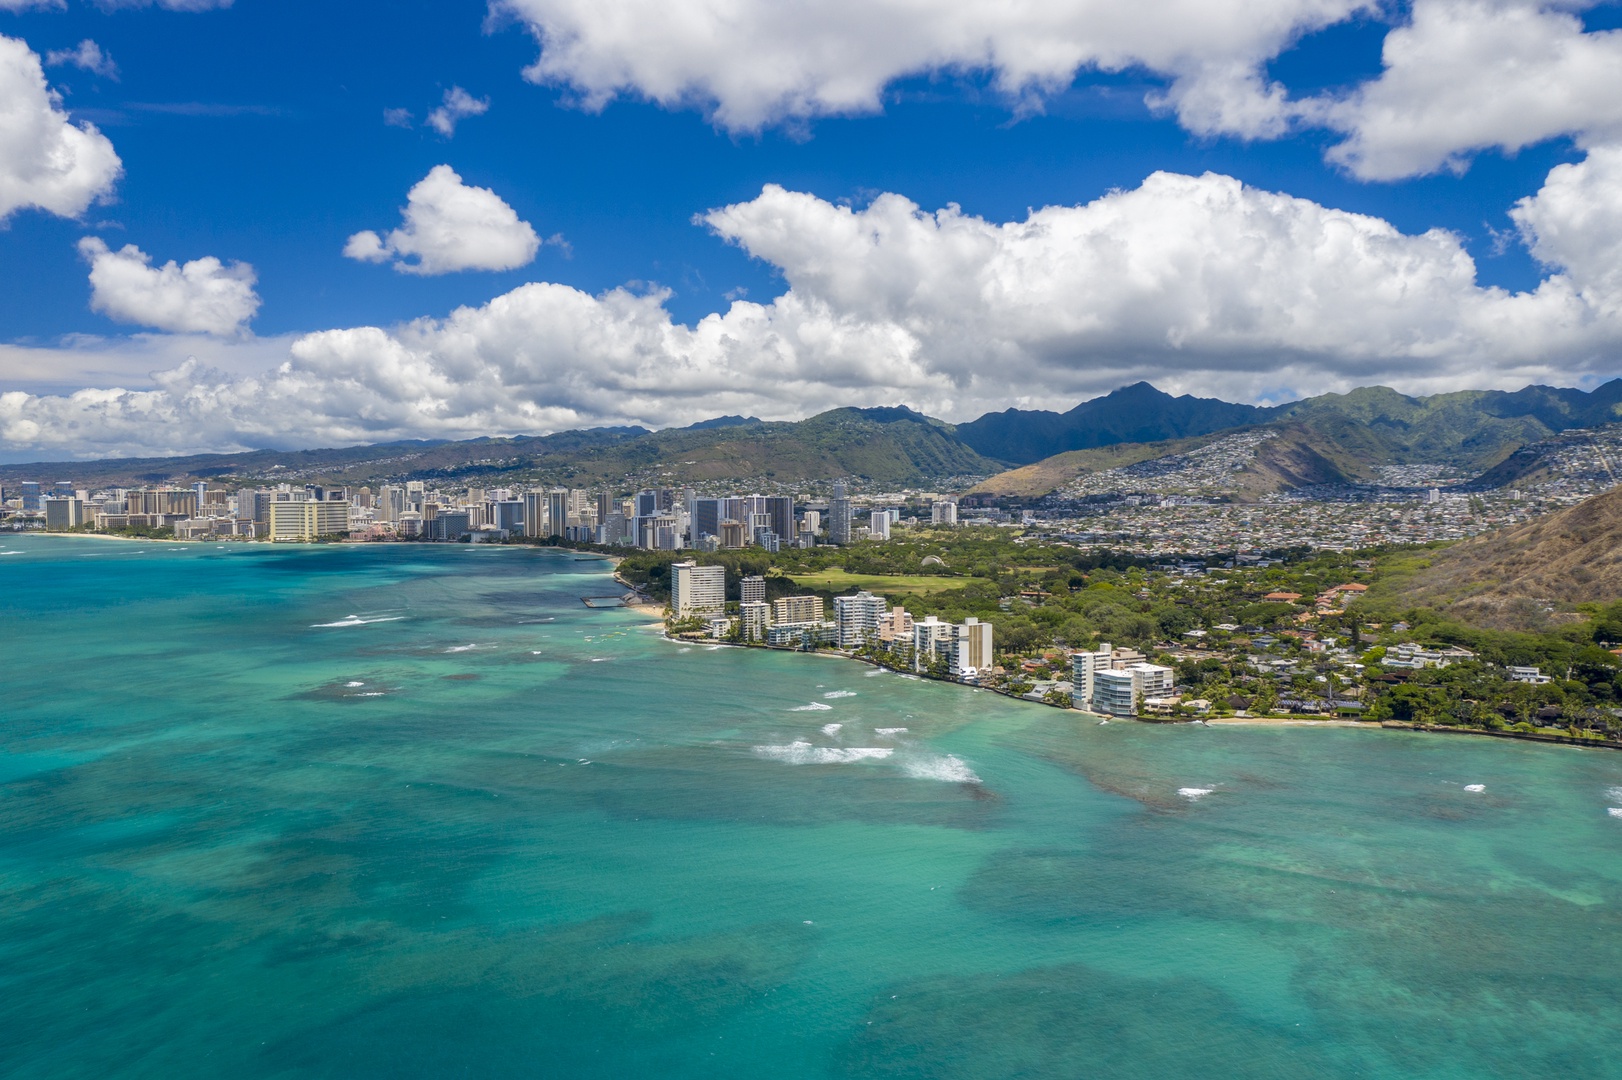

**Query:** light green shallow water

left=3, top=536, right=1622, bottom=1078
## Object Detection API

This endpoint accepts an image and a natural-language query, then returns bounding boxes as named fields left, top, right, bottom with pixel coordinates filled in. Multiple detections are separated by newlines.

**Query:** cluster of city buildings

left=2, top=476, right=965, bottom=550
left=668, top=562, right=994, bottom=678
left=1069, top=643, right=1178, bottom=717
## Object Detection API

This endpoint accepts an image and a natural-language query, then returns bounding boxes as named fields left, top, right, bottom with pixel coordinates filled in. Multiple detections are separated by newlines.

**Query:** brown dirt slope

left=966, top=434, right=1221, bottom=499
left=1389, top=486, right=1622, bottom=626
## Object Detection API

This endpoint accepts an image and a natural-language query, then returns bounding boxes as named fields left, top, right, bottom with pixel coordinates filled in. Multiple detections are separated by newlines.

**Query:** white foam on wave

left=875, top=727, right=909, bottom=736
left=821, top=723, right=843, bottom=736
left=754, top=741, right=894, bottom=765
left=1610, top=808, right=1622, bottom=818
left=1607, top=787, right=1622, bottom=803
left=824, top=690, right=857, bottom=699
left=1464, top=784, right=1485, bottom=793
left=678, top=647, right=692, bottom=653
left=345, top=681, right=365, bottom=688
left=864, top=669, right=885, bottom=677
left=1178, top=787, right=1214, bottom=800
left=312, top=615, right=406, bottom=628
left=354, top=691, right=387, bottom=698
left=790, top=702, right=834, bottom=712
left=903, top=754, right=980, bottom=783
left=590, top=657, right=611, bottom=662
left=444, top=643, right=482, bottom=653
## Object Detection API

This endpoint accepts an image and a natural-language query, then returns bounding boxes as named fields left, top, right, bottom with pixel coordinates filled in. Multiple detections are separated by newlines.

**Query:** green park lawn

left=774, top=568, right=982, bottom=597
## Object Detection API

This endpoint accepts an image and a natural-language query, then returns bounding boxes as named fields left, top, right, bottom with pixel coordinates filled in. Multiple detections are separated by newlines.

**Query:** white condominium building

left=1091, top=662, right=1176, bottom=717
left=670, top=561, right=725, bottom=618
left=739, top=601, right=770, bottom=642
left=834, top=591, right=887, bottom=649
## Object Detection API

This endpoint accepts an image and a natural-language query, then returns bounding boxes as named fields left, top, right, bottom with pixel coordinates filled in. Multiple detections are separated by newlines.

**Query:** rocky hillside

left=1379, top=487, right=1622, bottom=628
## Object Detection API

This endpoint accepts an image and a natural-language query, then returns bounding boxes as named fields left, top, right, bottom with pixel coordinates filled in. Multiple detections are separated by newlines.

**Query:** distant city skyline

left=2, top=1, right=1622, bottom=460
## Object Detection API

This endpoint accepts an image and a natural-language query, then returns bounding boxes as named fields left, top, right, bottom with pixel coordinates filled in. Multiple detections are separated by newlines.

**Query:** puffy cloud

left=10, top=165, right=1622, bottom=458
left=1511, top=143, right=1622, bottom=314
left=425, top=86, right=488, bottom=137
left=1312, top=0, right=1622, bottom=180
left=494, top=0, right=1367, bottom=133
left=45, top=40, right=118, bottom=79
left=79, top=237, right=260, bottom=336
left=0, top=34, right=122, bottom=223
left=344, top=165, right=541, bottom=275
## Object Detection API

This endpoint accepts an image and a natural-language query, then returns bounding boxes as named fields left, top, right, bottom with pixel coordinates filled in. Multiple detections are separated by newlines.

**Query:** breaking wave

left=1178, top=787, right=1214, bottom=800
left=754, top=741, right=894, bottom=765
left=902, top=754, right=980, bottom=783
left=820, top=723, right=843, bottom=736
left=790, top=702, right=834, bottom=712
left=1463, top=784, right=1485, bottom=793
left=824, top=690, right=858, bottom=699
left=312, top=615, right=406, bottom=628
left=874, top=727, right=909, bottom=736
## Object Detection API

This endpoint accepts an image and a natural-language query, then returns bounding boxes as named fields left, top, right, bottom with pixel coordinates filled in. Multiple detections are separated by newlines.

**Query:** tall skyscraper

left=869, top=510, right=891, bottom=541
left=692, top=498, right=722, bottom=542
left=740, top=575, right=766, bottom=605
left=522, top=491, right=549, bottom=536
left=547, top=488, right=571, bottom=535
left=764, top=496, right=796, bottom=543
left=828, top=482, right=852, bottom=545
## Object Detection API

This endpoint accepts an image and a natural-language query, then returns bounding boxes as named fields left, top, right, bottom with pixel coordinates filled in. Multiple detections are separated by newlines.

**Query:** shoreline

left=659, top=629, right=1622, bottom=751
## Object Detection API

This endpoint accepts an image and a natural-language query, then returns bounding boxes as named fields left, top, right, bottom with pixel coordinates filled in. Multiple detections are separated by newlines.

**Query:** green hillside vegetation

left=1366, top=486, right=1622, bottom=630
left=2, top=407, right=1000, bottom=490
left=13, top=379, right=1622, bottom=494
left=967, top=433, right=1223, bottom=498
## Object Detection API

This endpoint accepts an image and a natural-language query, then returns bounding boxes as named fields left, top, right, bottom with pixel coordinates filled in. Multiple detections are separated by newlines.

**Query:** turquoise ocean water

left=3, top=536, right=1622, bottom=1078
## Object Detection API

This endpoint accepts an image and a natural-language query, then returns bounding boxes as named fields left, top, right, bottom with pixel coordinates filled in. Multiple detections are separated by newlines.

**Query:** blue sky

left=2, top=0, right=1621, bottom=458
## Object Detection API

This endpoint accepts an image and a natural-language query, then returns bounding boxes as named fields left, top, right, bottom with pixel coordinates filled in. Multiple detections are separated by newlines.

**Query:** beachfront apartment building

left=670, top=561, right=726, bottom=619
left=739, top=601, right=770, bottom=642
left=741, top=575, right=766, bottom=605
left=773, top=595, right=824, bottom=625
left=835, top=591, right=888, bottom=649
left=953, top=617, right=993, bottom=678
left=266, top=500, right=351, bottom=542
left=1091, top=663, right=1177, bottom=717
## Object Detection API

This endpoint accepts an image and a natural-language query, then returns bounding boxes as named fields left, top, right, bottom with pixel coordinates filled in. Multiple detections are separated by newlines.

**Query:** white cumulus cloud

left=344, top=165, right=541, bottom=275
left=45, top=40, right=118, bottom=79
left=493, top=0, right=1368, bottom=134
left=425, top=86, right=489, bottom=137
left=10, top=161, right=1622, bottom=458
left=79, top=237, right=260, bottom=336
left=1312, top=0, right=1622, bottom=180
left=0, top=34, right=122, bottom=223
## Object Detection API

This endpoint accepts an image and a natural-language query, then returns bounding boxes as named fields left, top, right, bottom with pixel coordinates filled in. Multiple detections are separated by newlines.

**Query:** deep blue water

left=3, top=536, right=1622, bottom=1078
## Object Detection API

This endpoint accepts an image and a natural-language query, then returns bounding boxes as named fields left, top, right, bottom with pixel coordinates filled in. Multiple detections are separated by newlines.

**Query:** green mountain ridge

left=6, top=379, right=1622, bottom=493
